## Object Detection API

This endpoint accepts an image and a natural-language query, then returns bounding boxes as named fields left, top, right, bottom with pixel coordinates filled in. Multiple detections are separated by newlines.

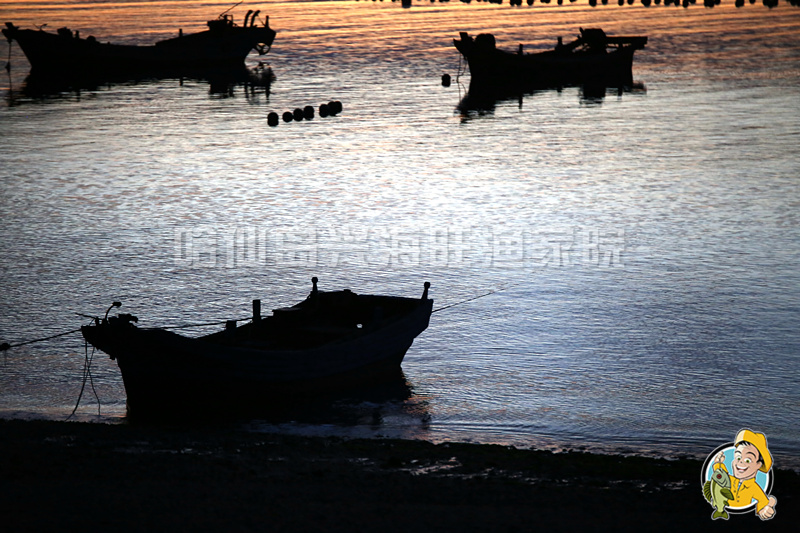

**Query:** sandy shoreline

left=1, top=419, right=795, bottom=531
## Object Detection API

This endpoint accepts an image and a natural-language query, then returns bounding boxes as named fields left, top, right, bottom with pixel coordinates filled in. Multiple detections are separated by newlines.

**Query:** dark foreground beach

left=1, top=419, right=795, bottom=532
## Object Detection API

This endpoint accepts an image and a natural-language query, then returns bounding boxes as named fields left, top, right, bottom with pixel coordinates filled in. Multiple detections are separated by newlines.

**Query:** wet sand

left=1, top=419, right=795, bottom=532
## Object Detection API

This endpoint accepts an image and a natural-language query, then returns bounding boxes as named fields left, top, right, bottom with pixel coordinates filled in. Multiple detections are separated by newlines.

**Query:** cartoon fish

left=703, top=468, right=735, bottom=520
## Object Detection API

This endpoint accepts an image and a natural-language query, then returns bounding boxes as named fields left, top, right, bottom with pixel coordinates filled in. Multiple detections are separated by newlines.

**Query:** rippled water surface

left=1, top=1, right=799, bottom=468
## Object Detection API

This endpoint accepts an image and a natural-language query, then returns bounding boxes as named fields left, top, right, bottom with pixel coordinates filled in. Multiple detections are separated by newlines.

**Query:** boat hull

left=3, top=21, right=276, bottom=74
left=81, top=292, right=433, bottom=418
left=454, top=31, right=646, bottom=92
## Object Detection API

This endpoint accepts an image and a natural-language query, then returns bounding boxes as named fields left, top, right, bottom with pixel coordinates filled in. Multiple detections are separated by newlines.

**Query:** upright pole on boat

left=252, top=299, right=261, bottom=322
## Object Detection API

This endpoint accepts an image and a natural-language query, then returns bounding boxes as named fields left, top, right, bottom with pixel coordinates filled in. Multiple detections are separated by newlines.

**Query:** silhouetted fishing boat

left=2, top=7, right=276, bottom=74
left=454, top=28, right=647, bottom=91
left=80, top=278, right=433, bottom=417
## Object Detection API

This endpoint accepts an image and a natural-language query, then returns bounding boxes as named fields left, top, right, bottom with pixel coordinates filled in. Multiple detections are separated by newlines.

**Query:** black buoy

left=319, top=103, right=329, bottom=117
left=303, top=105, right=315, bottom=119
left=267, top=112, right=279, bottom=127
left=441, top=73, right=451, bottom=87
left=328, top=100, right=342, bottom=115
left=293, top=108, right=304, bottom=121
left=282, top=111, right=294, bottom=123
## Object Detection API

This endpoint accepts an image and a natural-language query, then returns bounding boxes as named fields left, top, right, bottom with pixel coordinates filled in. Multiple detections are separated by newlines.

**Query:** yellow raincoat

left=712, top=463, right=770, bottom=513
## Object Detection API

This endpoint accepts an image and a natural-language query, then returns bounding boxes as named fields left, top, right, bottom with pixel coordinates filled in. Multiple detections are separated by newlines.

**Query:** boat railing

left=207, top=15, right=235, bottom=32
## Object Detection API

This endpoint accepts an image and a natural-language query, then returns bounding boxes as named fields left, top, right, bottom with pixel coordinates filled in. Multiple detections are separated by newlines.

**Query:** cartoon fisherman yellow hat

left=735, top=429, right=772, bottom=473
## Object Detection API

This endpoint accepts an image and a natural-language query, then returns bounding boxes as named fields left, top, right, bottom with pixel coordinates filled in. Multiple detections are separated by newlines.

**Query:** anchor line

left=67, top=339, right=100, bottom=419
left=0, top=327, right=83, bottom=352
left=1, top=315, right=253, bottom=417
left=0, top=316, right=257, bottom=353
left=432, top=283, right=514, bottom=314
left=455, top=50, right=464, bottom=84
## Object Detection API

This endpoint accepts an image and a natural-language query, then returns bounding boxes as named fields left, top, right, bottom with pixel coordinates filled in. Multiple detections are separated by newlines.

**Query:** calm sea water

left=1, top=1, right=799, bottom=469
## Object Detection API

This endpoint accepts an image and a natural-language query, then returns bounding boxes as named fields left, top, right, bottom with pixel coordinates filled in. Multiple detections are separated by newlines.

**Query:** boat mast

left=219, top=1, right=244, bottom=18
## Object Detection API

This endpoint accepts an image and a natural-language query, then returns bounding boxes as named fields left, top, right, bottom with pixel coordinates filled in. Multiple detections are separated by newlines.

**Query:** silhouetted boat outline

left=454, top=28, right=647, bottom=92
left=80, top=278, right=433, bottom=417
left=2, top=7, right=276, bottom=75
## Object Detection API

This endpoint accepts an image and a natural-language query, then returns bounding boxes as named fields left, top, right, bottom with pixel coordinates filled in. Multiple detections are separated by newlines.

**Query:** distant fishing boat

left=80, top=278, right=433, bottom=417
left=454, top=28, right=647, bottom=91
left=2, top=7, right=276, bottom=74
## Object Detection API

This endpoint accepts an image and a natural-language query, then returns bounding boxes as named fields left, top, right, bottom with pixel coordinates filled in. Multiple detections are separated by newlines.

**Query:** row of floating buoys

left=267, top=101, right=343, bottom=127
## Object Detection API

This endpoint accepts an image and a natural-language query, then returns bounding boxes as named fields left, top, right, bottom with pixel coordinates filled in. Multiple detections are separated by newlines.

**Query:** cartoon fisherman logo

left=701, top=429, right=777, bottom=521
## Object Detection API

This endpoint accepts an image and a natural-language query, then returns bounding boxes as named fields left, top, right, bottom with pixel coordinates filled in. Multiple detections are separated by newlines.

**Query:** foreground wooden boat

left=454, top=28, right=647, bottom=91
left=81, top=278, right=433, bottom=417
left=3, top=8, right=276, bottom=74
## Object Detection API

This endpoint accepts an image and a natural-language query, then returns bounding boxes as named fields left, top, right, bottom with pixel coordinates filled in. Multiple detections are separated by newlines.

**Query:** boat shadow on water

left=5, top=63, right=275, bottom=105
left=124, top=369, right=422, bottom=428
left=456, top=80, right=647, bottom=119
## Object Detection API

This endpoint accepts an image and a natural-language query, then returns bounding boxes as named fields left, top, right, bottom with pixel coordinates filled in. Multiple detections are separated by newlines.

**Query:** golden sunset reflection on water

left=3, top=1, right=798, bottom=90
left=3, top=1, right=797, bottom=47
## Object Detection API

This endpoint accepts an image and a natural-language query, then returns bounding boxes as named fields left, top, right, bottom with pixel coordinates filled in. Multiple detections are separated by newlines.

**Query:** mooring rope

left=0, top=327, right=83, bottom=352
left=0, top=316, right=256, bottom=351
left=67, top=340, right=100, bottom=419
left=2, top=287, right=510, bottom=345
left=432, top=283, right=514, bottom=314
